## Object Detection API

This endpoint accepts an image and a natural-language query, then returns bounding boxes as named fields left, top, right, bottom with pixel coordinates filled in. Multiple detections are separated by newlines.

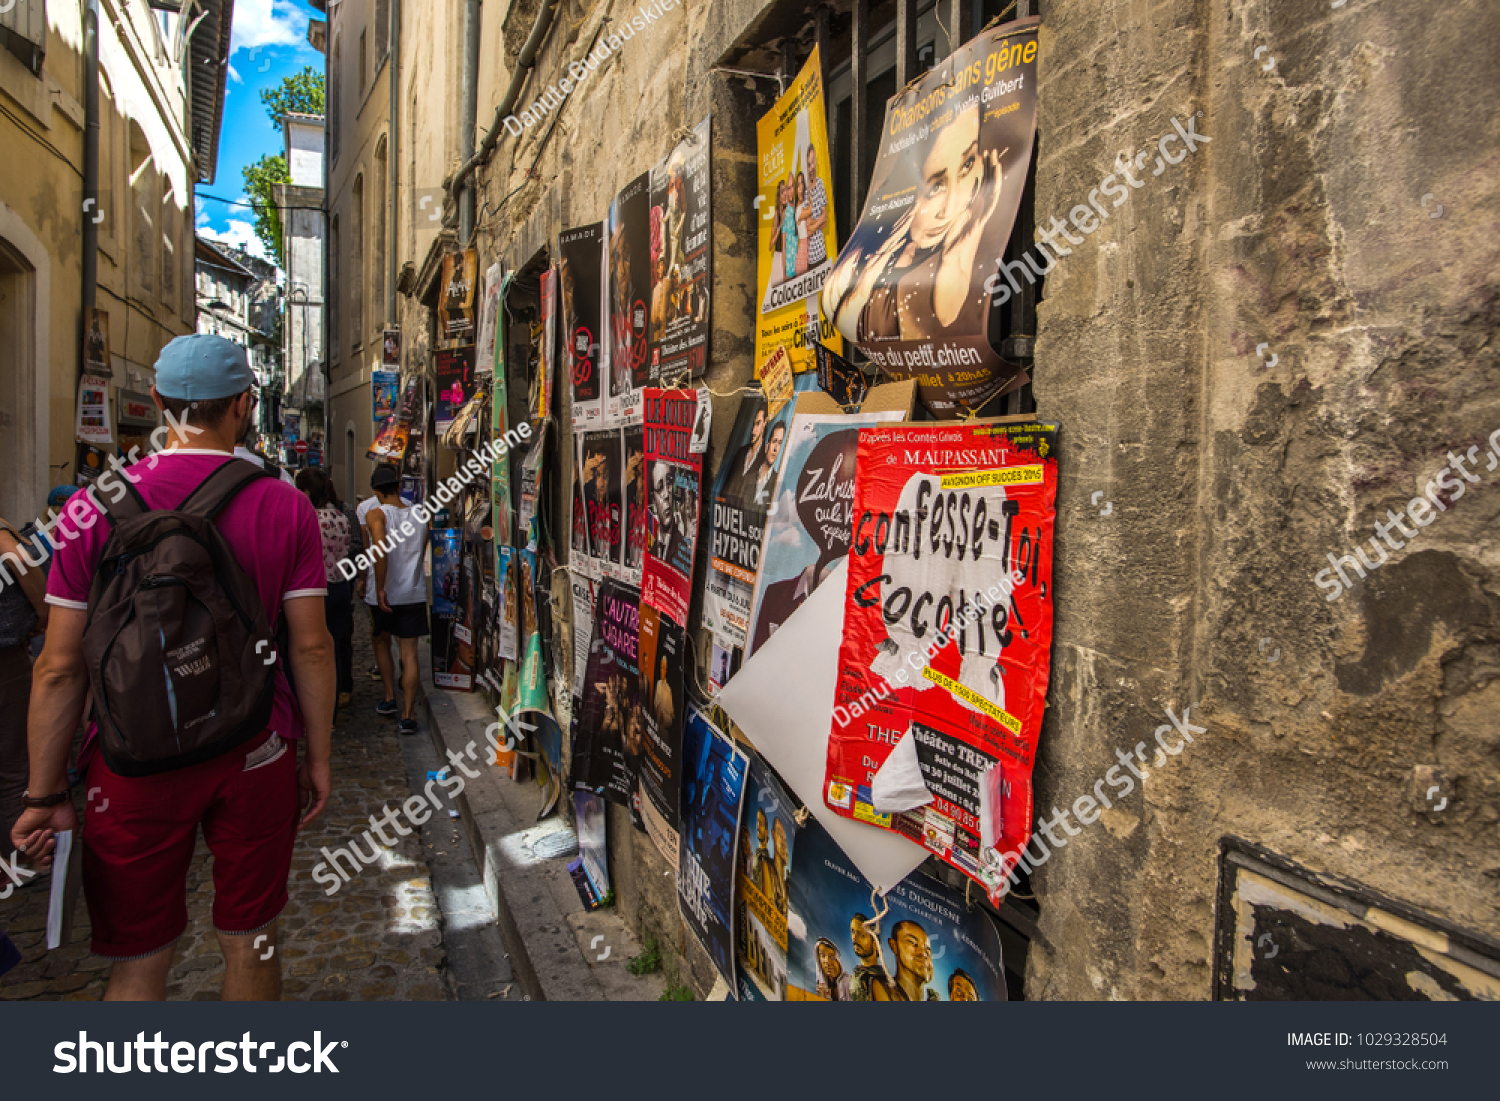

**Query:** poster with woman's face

left=821, top=18, right=1040, bottom=417
left=755, top=45, right=841, bottom=378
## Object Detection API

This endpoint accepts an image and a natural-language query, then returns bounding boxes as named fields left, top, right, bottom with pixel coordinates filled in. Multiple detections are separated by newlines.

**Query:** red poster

left=640, top=388, right=703, bottom=626
left=824, top=420, right=1057, bottom=901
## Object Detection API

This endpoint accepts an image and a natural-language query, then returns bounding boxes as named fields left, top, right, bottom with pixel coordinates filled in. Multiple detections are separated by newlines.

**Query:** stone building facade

left=0, top=0, right=227, bottom=522
left=337, top=0, right=1499, bottom=998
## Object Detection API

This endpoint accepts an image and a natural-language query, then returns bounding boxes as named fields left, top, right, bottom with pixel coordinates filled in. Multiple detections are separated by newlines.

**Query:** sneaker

left=369, top=665, right=381, bottom=679
left=337, top=691, right=353, bottom=709
left=397, top=718, right=418, bottom=736
left=376, top=699, right=398, bottom=717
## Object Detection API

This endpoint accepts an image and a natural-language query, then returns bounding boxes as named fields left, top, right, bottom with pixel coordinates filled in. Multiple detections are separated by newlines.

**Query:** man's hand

left=378, top=587, right=391, bottom=613
left=10, top=801, right=79, bottom=872
left=296, top=757, right=331, bottom=832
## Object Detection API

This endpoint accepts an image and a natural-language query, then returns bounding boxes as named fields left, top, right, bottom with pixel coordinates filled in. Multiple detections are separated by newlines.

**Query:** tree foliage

left=259, top=66, right=326, bottom=130
left=242, top=154, right=290, bottom=266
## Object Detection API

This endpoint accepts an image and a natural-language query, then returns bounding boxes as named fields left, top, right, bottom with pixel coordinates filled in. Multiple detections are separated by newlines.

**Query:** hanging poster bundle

left=534, top=266, right=557, bottom=421
left=824, top=420, right=1057, bottom=901
left=569, top=570, right=595, bottom=711
left=496, top=546, right=520, bottom=663
left=430, top=528, right=473, bottom=690
left=786, top=819, right=1007, bottom=1001
left=572, top=579, right=643, bottom=814
left=580, top=428, right=623, bottom=577
left=570, top=433, right=591, bottom=564
left=366, top=416, right=410, bottom=464
left=606, top=172, right=651, bottom=424
left=648, top=116, right=712, bottom=382
left=700, top=385, right=794, bottom=691
left=677, top=706, right=749, bottom=990
left=382, top=328, right=401, bottom=368
left=492, top=298, right=514, bottom=551
left=438, top=248, right=479, bottom=346
left=637, top=604, right=685, bottom=866
left=560, top=223, right=604, bottom=427
left=476, top=263, right=504, bottom=377
left=736, top=754, right=799, bottom=1001
left=84, top=308, right=112, bottom=377
left=640, top=389, right=703, bottom=626
left=621, top=417, right=647, bottom=582
left=75, top=376, right=111, bottom=445
left=435, top=347, right=475, bottom=430
left=821, top=18, right=1040, bottom=417
left=746, top=387, right=912, bottom=659
left=755, top=44, right=841, bottom=379
left=372, top=369, right=399, bottom=421
left=518, top=419, right=547, bottom=553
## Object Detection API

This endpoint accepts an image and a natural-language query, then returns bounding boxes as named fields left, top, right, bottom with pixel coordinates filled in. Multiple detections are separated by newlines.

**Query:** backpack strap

left=177, top=458, right=271, bottom=520
left=97, top=469, right=151, bottom=526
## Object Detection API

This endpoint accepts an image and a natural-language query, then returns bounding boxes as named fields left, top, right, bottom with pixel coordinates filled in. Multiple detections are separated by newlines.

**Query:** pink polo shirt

left=45, top=449, right=327, bottom=742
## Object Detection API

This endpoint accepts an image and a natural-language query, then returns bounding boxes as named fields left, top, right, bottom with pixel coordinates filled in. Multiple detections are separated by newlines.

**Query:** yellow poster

left=755, top=45, right=841, bottom=375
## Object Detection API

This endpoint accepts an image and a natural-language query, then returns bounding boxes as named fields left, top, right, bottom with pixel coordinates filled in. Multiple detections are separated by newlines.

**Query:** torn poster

left=824, top=420, right=1057, bottom=902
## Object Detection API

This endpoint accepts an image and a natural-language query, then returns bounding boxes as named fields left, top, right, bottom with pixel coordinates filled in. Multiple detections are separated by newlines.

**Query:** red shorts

left=82, top=730, right=299, bottom=959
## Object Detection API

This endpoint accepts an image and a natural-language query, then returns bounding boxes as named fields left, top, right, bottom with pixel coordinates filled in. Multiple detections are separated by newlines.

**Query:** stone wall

left=423, top=0, right=1500, bottom=998
left=1030, top=0, right=1499, bottom=999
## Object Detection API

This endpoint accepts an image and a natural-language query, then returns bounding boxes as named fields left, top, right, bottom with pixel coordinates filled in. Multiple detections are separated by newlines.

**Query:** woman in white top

left=365, top=465, right=429, bottom=733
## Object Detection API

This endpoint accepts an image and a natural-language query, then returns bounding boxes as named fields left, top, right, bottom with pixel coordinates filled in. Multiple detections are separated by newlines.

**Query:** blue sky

left=195, top=0, right=325, bottom=267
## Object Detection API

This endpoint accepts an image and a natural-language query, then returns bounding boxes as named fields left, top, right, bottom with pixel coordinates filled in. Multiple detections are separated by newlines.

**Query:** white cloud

left=230, top=0, right=309, bottom=54
left=205, top=219, right=271, bottom=262
left=227, top=64, right=242, bottom=84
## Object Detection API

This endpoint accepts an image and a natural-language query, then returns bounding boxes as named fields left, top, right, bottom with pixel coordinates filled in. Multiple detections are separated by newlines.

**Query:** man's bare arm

left=283, top=595, right=335, bottom=830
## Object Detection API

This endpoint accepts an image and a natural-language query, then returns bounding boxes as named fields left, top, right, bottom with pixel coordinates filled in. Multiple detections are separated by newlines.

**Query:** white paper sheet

left=871, top=729, right=933, bottom=813
left=718, top=561, right=927, bottom=894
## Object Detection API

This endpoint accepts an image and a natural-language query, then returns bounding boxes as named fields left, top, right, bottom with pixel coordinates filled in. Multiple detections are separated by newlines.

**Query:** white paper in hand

left=718, top=560, right=926, bottom=894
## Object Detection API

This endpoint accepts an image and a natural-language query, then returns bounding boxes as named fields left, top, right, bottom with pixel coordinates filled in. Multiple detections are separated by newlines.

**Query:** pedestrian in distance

left=296, top=468, right=356, bottom=713
left=10, top=333, right=335, bottom=1002
left=364, top=464, right=429, bottom=735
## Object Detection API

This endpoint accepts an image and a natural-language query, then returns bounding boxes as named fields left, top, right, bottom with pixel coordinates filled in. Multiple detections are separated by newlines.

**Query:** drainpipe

left=448, top=0, right=559, bottom=230
left=458, top=0, right=480, bottom=244
left=82, top=0, right=100, bottom=318
left=387, top=0, right=400, bottom=325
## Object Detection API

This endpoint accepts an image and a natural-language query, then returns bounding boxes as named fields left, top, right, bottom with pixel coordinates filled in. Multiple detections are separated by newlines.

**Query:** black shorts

left=371, top=602, right=429, bottom=639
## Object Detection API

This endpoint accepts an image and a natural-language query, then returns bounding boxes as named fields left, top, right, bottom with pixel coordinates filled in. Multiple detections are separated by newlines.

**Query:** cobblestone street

left=1, top=612, right=468, bottom=1001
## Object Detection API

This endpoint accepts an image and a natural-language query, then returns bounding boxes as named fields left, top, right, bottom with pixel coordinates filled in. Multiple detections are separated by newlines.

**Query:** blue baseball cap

left=153, top=334, right=255, bottom=401
left=47, top=485, right=78, bottom=509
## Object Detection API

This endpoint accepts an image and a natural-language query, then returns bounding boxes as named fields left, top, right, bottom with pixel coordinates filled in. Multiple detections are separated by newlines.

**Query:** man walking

left=10, top=333, right=334, bottom=1001
left=365, top=465, right=428, bottom=735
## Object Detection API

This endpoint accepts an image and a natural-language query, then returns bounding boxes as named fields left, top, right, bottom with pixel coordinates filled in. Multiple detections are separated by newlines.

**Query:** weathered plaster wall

left=1031, top=0, right=1499, bottom=999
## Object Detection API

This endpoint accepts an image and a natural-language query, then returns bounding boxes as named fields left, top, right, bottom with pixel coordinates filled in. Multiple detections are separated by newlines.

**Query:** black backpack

left=83, top=460, right=278, bottom=776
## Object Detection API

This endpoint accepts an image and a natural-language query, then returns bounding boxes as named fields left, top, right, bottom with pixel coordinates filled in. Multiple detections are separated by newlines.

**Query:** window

left=329, top=215, right=340, bottom=369
left=351, top=174, right=364, bottom=350
left=0, top=0, right=46, bottom=75
left=374, top=136, right=387, bottom=323
left=376, top=0, right=389, bottom=64
left=330, top=38, right=341, bottom=163
left=160, top=185, right=178, bottom=314
left=359, top=30, right=367, bottom=97
left=128, top=122, right=155, bottom=300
